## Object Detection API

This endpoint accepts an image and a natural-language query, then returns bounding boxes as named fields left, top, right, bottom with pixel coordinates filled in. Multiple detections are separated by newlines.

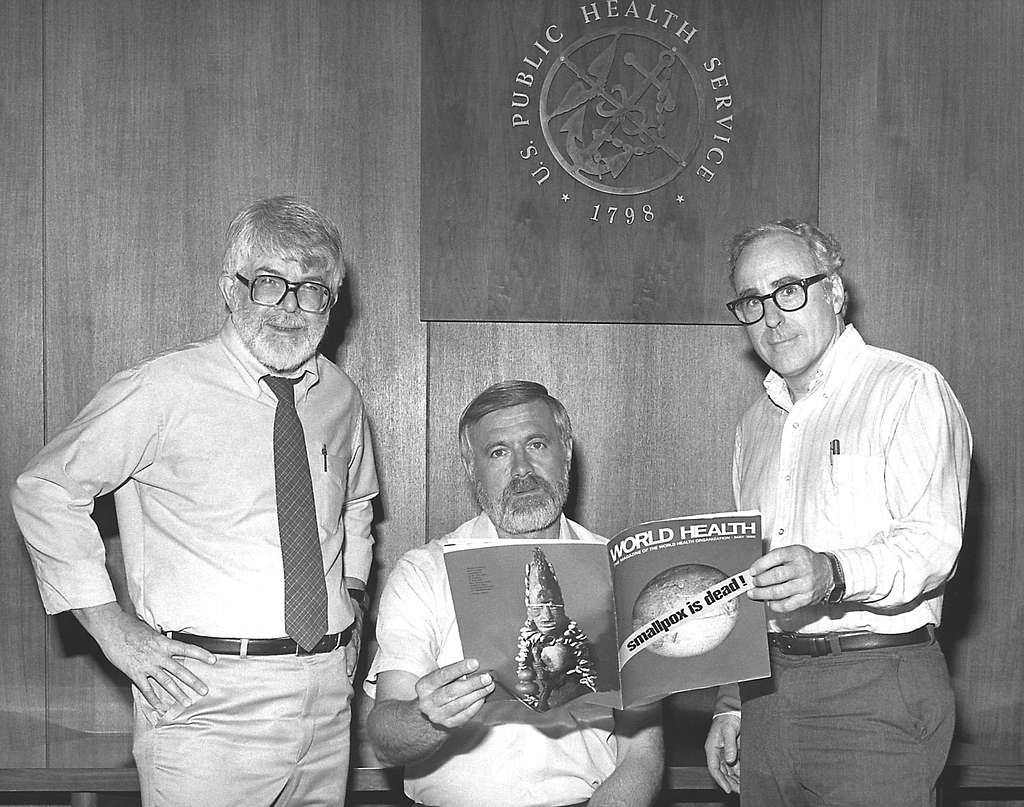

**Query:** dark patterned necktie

left=264, top=375, right=328, bottom=651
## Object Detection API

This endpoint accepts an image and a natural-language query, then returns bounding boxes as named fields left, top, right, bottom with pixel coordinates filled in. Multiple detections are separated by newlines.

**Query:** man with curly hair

left=365, top=380, right=663, bottom=807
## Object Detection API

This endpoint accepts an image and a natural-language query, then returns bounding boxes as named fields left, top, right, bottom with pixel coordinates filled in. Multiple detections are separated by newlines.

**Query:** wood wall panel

left=0, top=0, right=1017, bottom=796
left=820, top=0, right=1024, bottom=765
left=0, top=0, right=47, bottom=768
left=421, top=0, right=820, bottom=324
left=42, top=0, right=424, bottom=767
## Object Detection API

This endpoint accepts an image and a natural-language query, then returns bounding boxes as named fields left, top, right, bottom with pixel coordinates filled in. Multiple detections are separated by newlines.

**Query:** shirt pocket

left=310, top=446, right=349, bottom=535
left=830, top=454, right=888, bottom=542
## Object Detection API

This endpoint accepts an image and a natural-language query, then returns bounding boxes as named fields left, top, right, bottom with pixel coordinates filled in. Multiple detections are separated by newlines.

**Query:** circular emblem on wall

left=539, top=30, right=705, bottom=196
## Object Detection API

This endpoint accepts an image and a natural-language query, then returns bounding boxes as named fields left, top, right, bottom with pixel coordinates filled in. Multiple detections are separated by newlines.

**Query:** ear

left=219, top=274, right=237, bottom=311
left=827, top=274, right=846, bottom=316
left=459, top=436, right=476, bottom=481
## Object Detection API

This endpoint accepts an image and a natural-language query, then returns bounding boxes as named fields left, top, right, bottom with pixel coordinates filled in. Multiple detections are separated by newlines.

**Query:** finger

left=749, top=549, right=791, bottom=575
left=430, top=673, right=495, bottom=710
left=750, top=576, right=814, bottom=603
left=169, top=641, right=218, bottom=667
left=423, top=674, right=494, bottom=725
left=137, top=677, right=168, bottom=712
left=149, top=670, right=192, bottom=706
left=707, top=756, right=733, bottom=794
left=418, top=659, right=482, bottom=694
left=163, top=657, right=211, bottom=697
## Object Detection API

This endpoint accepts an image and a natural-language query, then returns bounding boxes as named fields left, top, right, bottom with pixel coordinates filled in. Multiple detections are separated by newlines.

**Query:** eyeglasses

left=726, top=273, right=828, bottom=325
left=235, top=272, right=333, bottom=314
left=526, top=603, right=564, bottom=614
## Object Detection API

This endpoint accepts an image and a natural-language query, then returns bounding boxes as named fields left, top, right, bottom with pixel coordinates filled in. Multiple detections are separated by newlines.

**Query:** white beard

left=232, top=305, right=327, bottom=373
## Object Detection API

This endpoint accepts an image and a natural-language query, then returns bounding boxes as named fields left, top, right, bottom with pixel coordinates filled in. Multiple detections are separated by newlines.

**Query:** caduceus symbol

left=546, top=34, right=686, bottom=183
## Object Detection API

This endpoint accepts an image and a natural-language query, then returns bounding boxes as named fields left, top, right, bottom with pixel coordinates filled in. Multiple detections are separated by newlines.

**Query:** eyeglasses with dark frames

left=726, top=273, right=828, bottom=325
left=235, top=272, right=333, bottom=314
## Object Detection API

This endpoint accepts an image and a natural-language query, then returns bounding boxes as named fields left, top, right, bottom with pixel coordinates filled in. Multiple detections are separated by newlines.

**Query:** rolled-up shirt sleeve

left=10, top=365, right=159, bottom=614
left=364, top=549, right=447, bottom=699
left=341, top=405, right=378, bottom=585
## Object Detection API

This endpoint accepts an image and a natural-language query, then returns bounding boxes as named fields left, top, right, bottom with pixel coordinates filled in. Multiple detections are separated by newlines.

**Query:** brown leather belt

left=768, top=625, right=934, bottom=657
left=167, top=624, right=352, bottom=656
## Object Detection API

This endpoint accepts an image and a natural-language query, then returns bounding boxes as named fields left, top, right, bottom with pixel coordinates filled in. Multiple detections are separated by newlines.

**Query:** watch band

left=822, top=552, right=846, bottom=604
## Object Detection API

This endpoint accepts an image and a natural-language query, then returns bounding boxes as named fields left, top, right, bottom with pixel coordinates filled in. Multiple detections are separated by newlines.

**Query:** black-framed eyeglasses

left=235, top=272, right=333, bottom=314
left=726, top=273, right=828, bottom=325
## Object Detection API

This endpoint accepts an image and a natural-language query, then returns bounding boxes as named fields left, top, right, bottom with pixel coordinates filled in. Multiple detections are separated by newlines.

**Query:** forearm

left=713, top=682, right=741, bottom=714
left=72, top=601, right=135, bottom=654
left=366, top=697, right=453, bottom=766
left=590, top=705, right=664, bottom=807
left=589, top=728, right=663, bottom=807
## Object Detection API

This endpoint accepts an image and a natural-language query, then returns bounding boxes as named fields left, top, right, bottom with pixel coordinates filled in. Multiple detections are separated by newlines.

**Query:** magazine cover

left=442, top=537, right=621, bottom=711
left=609, top=511, right=770, bottom=707
left=442, top=511, right=769, bottom=712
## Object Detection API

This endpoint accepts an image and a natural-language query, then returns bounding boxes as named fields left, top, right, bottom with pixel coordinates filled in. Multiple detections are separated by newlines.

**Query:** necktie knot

left=264, top=375, right=299, bottom=406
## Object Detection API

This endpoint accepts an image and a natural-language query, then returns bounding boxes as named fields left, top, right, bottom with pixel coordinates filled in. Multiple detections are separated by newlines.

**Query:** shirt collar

left=763, top=324, right=864, bottom=411
left=470, top=512, right=574, bottom=541
left=217, top=318, right=321, bottom=400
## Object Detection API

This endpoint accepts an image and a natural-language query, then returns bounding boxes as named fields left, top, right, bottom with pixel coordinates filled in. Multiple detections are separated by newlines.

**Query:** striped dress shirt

left=734, top=325, right=972, bottom=635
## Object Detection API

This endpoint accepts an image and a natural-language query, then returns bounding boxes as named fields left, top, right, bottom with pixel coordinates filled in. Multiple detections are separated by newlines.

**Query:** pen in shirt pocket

left=322, top=444, right=328, bottom=472
left=829, top=439, right=841, bottom=466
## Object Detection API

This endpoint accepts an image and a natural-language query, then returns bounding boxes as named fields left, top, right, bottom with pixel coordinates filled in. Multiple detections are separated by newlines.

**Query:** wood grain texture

left=820, top=0, right=1024, bottom=763
left=0, top=0, right=47, bottom=768
left=41, top=0, right=424, bottom=766
left=420, top=0, right=820, bottom=323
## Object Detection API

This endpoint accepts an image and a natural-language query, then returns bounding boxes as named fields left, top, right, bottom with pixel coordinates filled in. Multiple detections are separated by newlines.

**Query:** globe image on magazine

left=631, top=563, right=740, bottom=658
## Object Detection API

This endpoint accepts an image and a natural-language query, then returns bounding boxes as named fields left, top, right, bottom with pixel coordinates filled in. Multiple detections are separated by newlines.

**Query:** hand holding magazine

left=442, top=510, right=770, bottom=711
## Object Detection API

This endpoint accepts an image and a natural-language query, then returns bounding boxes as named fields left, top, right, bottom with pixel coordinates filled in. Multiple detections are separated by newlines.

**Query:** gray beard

left=232, top=308, right=326, bottom=373
left=476, top=469, right=569, bottom=535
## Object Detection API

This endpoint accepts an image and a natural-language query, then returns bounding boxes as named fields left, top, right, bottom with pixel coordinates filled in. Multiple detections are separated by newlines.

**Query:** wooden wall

left=821, top=1, right=1024, bottom=758
left=2, top=0, right=424, bottom=774
left=1, top=2, right=1021, bottom=806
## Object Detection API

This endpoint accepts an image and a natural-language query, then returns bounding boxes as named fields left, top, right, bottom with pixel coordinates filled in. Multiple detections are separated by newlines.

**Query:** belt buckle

left=809, top=636, right=833, bottom=657
left=807, top=634, right=843, bottom=657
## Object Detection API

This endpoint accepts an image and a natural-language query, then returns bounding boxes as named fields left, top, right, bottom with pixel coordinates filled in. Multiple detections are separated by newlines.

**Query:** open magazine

left=442, top=510, right=770, bottom=711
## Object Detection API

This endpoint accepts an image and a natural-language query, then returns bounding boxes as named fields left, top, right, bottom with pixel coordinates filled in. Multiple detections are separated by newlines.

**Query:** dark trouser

left=739, top=639, right=954, bottom=807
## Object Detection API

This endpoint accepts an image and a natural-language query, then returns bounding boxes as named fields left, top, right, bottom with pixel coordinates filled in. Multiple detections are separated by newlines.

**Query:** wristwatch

left=822, top=552, right=846, bottom=604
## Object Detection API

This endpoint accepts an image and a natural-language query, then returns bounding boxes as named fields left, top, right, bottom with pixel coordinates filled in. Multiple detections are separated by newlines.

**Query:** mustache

left=264, top=316, right=307, bottom=329
left=505, top=475, right=546, bottom=495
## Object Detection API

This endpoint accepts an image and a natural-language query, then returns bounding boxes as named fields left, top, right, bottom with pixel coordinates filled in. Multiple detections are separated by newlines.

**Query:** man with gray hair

left=11, top=196, right=378, bottom=805
left=704, top=219, right=972, bottom=806
left=365, top=380, right=663, bottom=807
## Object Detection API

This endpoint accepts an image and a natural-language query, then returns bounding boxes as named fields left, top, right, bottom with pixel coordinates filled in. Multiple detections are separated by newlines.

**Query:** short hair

left=728, top=218, right=847, bottom=316
left=221, top=196, right=345, bottom=290
left=728, top=219, right=845, bottom=287
left=458, top=380, right=573, bottom=458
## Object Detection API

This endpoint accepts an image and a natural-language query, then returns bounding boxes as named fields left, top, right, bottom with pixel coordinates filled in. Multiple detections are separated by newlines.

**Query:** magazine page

left=442, top=538, right=622, bottom=712
left=608, top=511, right=770, bottom=708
